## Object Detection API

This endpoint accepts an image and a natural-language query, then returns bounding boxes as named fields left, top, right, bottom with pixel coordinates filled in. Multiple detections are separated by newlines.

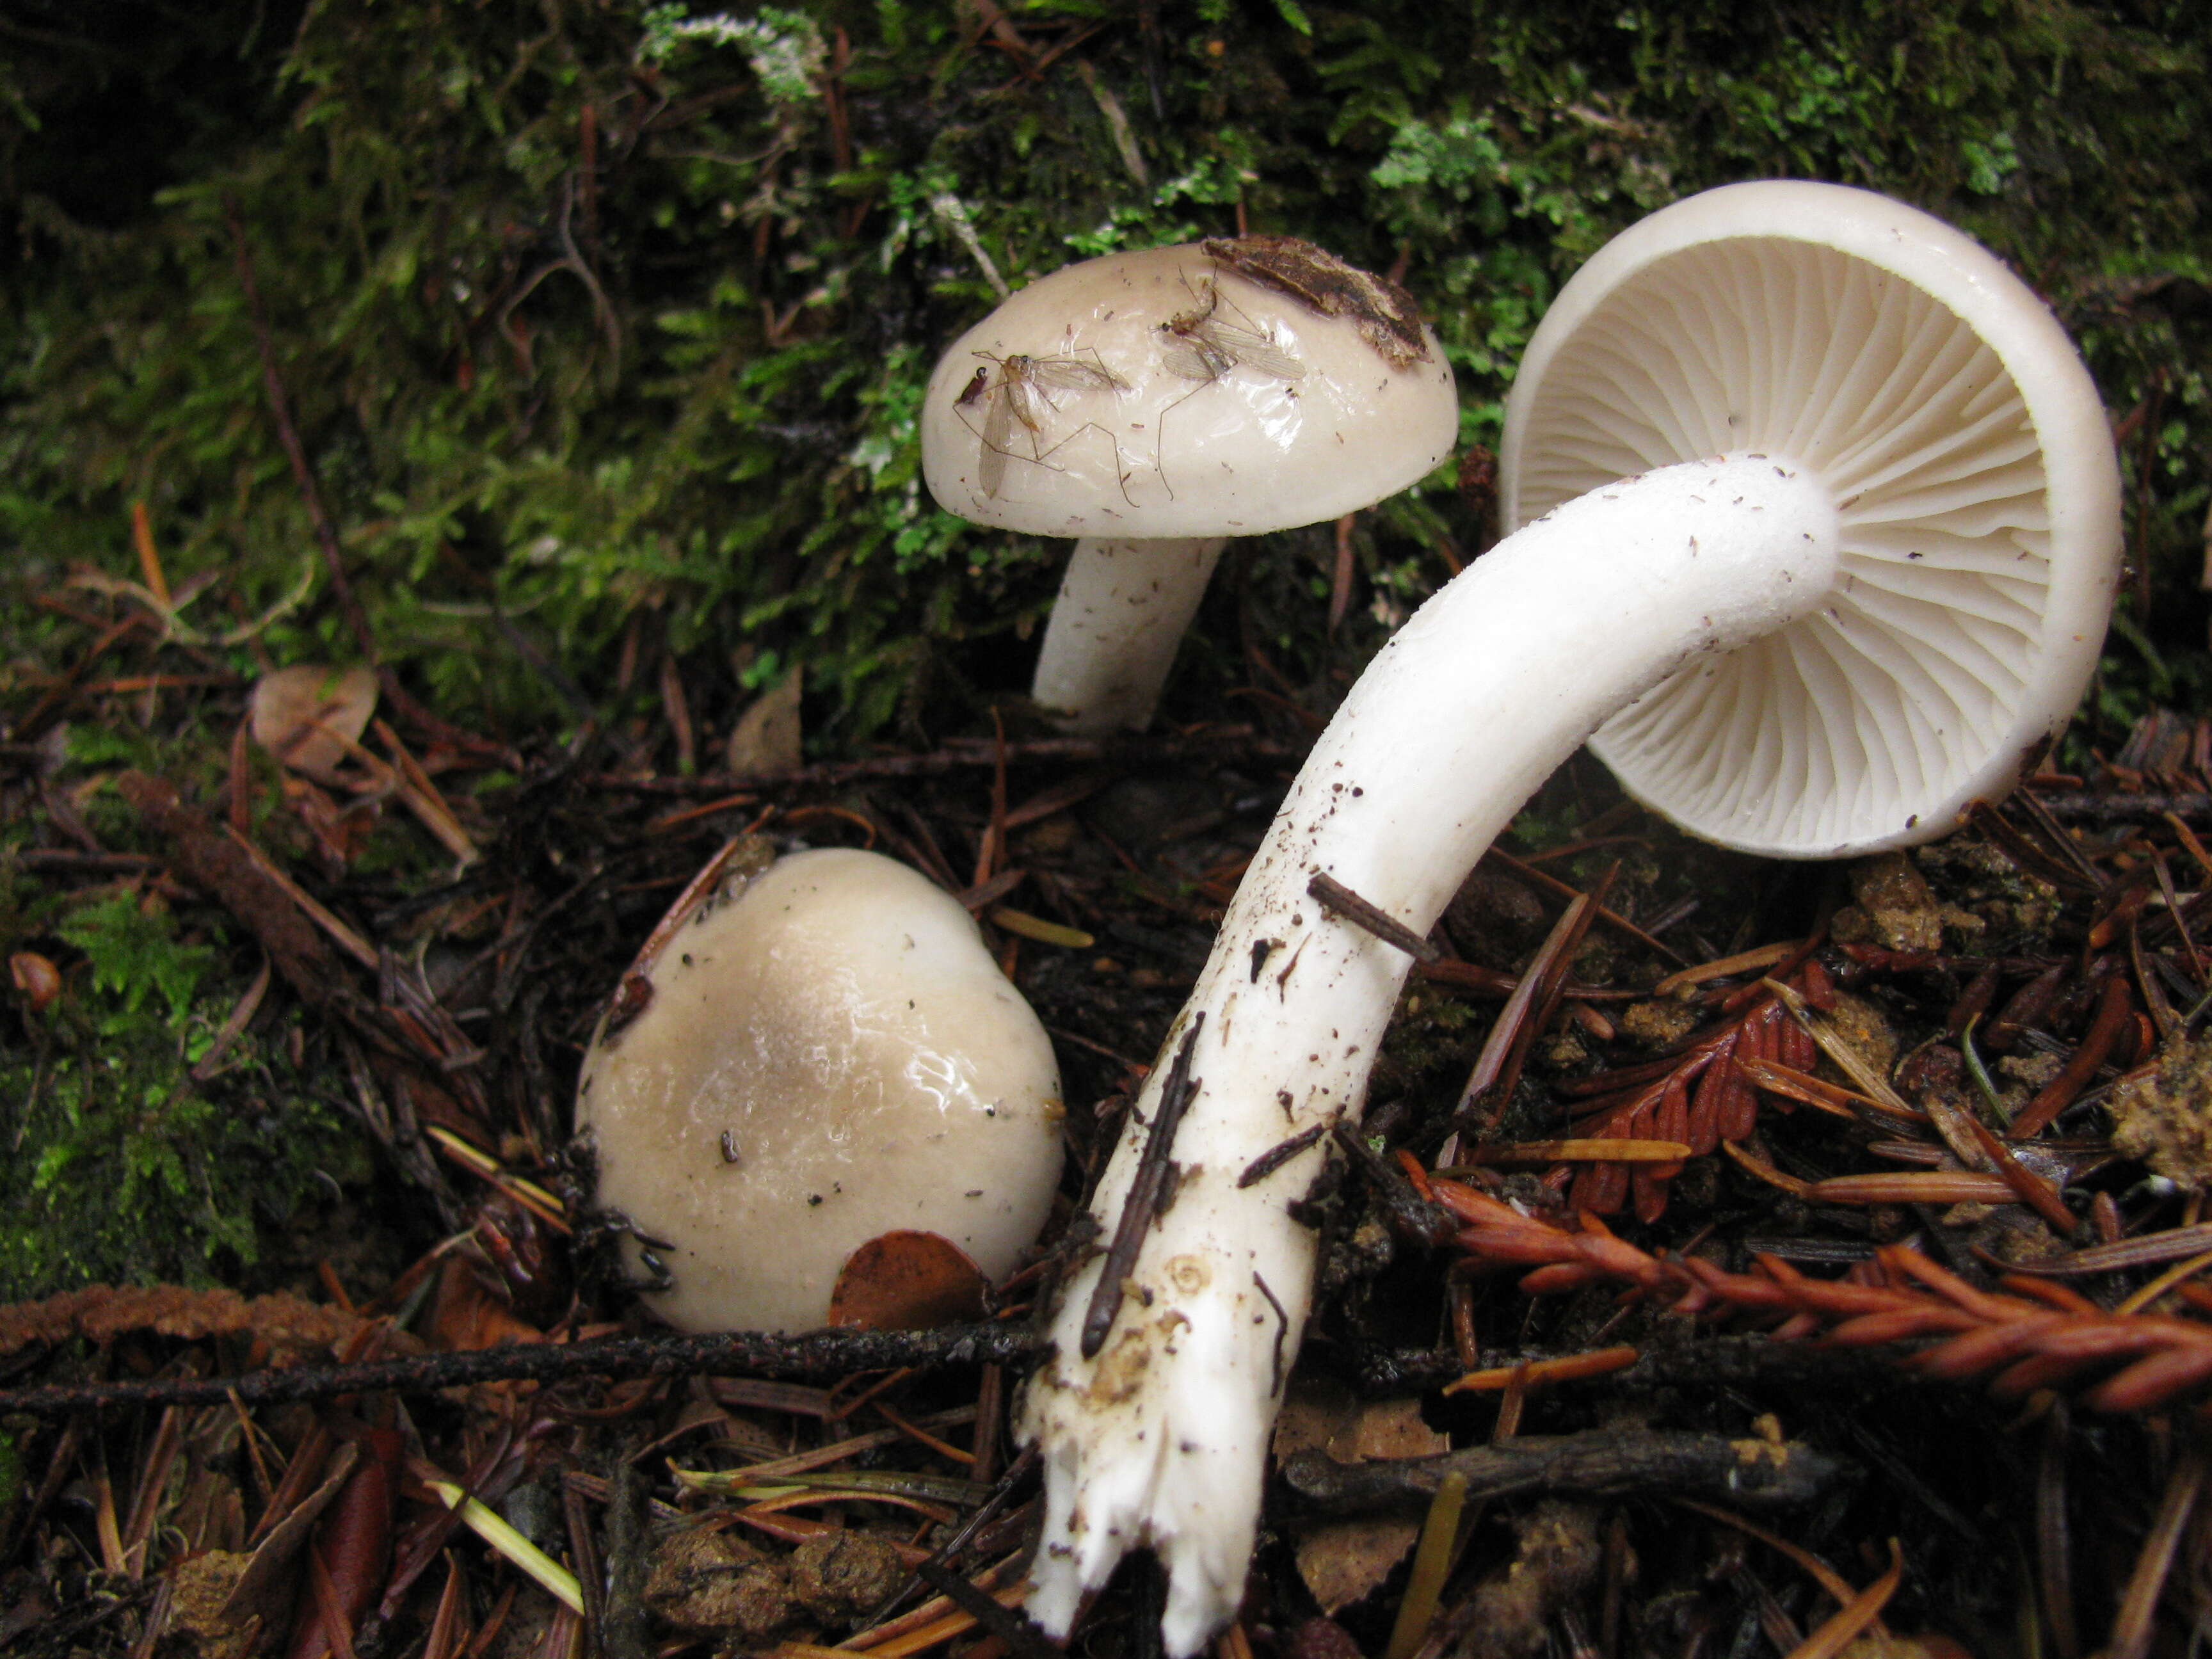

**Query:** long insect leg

left=980, top=379, right=1013, bottom=497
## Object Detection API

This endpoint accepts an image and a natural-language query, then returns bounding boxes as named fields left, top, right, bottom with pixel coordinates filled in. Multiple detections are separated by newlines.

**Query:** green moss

left=2, top=0, right=2204, bottom=750
left=0, top=862, right=365, bottom=1301
left=0, top=1427, right=20, bottom=1519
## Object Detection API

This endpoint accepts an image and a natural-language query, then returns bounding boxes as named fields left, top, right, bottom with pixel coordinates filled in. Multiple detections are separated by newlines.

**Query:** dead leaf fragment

left=1338, top=1398, right=1450, bottom=1462
left=827, top=1231, right=988, bottom=1330
left=1296, top=1517, right=1422, bottom=1614
left=251, top=664, right=378, bottom=781
left=216, top=1442, right=360, bottom=1643
left=9, top=950, right=60, bottom=1012
left=726, top=668, right=801, bottom=778
left=426, top=1256, right=546, bottom=1352
left=1272, top=1380, right=1446, bottom=1464
left=1201, top=233, right=1431, bottom=369
left=1275, top=1382, right=1448, bottom=1611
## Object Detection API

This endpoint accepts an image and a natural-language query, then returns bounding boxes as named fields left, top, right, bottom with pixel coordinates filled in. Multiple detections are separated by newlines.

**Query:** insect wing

left=1162, top=344, right=1224, bottom=382
left=1024, top=356, right=1128, bottom=394
left=1206, top=323, right=1306, bottom=380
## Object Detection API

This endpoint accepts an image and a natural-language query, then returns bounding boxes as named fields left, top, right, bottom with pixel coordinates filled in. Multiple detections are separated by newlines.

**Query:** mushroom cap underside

left=577, top=847, right=1064, bottom=1334
left=1501, top=179, right=2122, bottom=859
left=920, top=243, right=1458, bottom=538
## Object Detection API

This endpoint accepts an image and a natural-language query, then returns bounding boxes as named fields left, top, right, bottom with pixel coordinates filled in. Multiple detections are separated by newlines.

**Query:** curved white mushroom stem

left=1021, top=455, right=1839, bottom=1655
left=1031, top=536, right=1229, bottom=734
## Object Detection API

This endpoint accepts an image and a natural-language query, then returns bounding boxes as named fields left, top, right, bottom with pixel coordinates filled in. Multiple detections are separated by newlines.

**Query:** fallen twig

left=0, top=1321, right=1036, bottom=1418
left=1280, top=1426, right=1840, bottom=1514
left=583, top=727, right=1304, bottom=794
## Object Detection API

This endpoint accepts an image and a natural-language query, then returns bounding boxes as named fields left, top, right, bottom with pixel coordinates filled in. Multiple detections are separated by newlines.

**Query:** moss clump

left=0, top=870, right=365, bottom=1301
left=1, top=0, right=2206, bottom=753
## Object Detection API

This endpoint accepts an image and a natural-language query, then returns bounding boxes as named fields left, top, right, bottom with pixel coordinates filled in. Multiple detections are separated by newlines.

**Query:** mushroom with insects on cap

left=1015, top=181, right=2124, bottom=1655
left=920, top=236, right=1459, bottom=735
left=575, top=840, right=1065, bottom=1333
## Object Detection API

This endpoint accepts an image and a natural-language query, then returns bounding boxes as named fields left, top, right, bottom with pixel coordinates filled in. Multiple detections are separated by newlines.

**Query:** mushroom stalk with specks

left=1028, top=536, right=1229, bottom=735
left=1019, top=183, right=2121, bottom=1655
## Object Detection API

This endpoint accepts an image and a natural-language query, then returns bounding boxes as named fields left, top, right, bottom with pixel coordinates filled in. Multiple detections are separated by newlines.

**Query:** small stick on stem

left=1308, top=872, right=1439, bottom=962
left=1236, top=1123, right=1328, bottom=1189
left=1080, top=1016, right=1205, bottom=1358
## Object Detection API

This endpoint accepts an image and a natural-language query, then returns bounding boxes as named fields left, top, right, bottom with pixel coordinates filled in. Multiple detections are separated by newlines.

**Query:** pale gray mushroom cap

left=1500, top=180, right=2122, bottom=858
left=920, top=243, right=1457, bottom=539
left=577, top=848, right=1064, bottom=1333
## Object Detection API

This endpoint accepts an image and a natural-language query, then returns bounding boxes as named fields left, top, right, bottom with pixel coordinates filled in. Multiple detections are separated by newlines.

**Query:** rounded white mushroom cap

left=576, top=847, right=1064, bottom=1333
left=920, top=243, right=1458, bottom=539
left=1500, top=180, right=2122, bottom=859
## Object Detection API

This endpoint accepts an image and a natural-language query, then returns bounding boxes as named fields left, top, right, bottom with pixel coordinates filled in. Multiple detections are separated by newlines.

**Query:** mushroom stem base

left=1020, top=456, right=1839, bottom=1655
left=1032, top=536, right=1230, bottom=733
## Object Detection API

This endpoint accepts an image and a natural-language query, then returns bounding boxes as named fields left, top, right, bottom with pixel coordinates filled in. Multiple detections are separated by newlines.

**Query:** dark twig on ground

left=0, top=1321, right=1037, bottom=1418
left=1344, top=1335, right=1912, bottom=1397
left=584, top=727, right=1304, bottom=794
left=1280, top=1425, right=1840, bottom=1513
left=913, top=1557, right=1064, bottom=1659
left=2035, top=791, right=2212, bottom=822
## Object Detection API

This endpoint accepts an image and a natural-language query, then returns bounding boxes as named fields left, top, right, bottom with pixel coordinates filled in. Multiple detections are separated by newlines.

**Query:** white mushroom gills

left=919, top=243, right=1457, bottom=735
left=1505, top=182, right=2122, bottom=855
left=577, top=847, right=1063, bottom=1334
left=1021, top=182, right=2121, bottom=1654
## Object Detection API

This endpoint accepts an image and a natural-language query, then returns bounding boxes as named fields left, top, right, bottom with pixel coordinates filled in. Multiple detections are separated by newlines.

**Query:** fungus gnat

left=964, top=350, right=1130, bottom=499
left=1152, top=277, right=1306, bottom=497
left=1161, top=280, right=1306, bottom=385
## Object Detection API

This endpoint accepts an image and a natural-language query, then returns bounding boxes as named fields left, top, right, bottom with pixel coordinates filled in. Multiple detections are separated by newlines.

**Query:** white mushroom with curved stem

left=920, top=237, right=1458, bottom=734
left=1018, top=182, right=2122, bottom=1655
left=577, top=844, right=1064, bottom=1334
